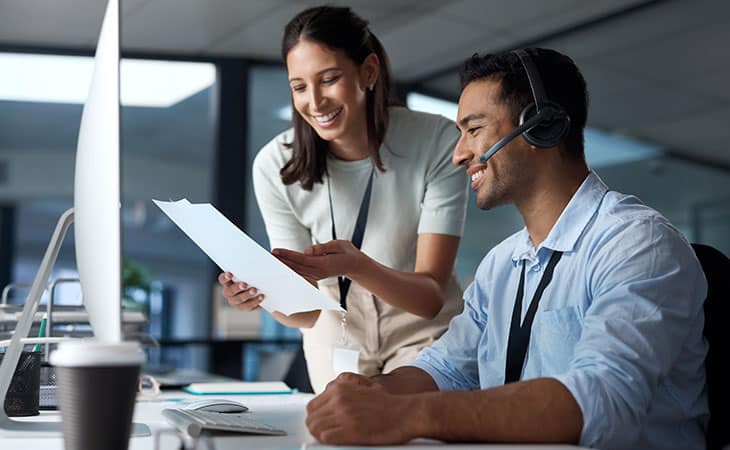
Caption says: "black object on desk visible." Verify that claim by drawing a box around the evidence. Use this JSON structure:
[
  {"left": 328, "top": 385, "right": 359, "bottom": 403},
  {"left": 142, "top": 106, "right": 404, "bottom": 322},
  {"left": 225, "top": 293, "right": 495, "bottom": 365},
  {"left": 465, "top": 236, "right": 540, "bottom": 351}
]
[
  {"left": 0, "top": 350, "right": 41, "bottom": 416},
  {"left": 151, "top": 368, "right": 239, "bottom": 390},
  {"left": 39, "top": 361, "right": 58, "bottom": 410}
]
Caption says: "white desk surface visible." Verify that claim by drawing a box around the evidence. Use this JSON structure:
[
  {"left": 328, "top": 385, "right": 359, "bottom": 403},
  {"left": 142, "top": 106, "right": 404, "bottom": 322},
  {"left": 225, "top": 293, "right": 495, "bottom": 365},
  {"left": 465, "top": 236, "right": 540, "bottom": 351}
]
[{"left": 2, "top": 391, "right": 590, "bottom": 450}]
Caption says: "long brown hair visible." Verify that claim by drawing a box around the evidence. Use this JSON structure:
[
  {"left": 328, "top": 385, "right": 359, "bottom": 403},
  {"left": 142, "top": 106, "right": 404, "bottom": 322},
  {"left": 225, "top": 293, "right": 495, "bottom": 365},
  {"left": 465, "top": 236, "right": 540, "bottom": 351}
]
[{"left": 280, "top": 6, "right": 394, "bottom": 190}]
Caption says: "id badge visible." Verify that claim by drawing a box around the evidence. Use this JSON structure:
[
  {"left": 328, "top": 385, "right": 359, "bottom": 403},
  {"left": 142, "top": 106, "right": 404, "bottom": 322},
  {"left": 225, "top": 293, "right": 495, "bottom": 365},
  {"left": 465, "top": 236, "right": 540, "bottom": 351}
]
[{"left": 332, "top": 345, "right": 360, "bottom": 376}]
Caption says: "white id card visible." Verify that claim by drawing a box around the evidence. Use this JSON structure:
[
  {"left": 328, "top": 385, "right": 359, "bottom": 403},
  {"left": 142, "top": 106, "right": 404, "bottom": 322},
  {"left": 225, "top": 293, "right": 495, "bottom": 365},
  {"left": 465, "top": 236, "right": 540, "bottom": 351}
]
[{"left": 332, "top": 345, "right": 360, "bottom": 376}]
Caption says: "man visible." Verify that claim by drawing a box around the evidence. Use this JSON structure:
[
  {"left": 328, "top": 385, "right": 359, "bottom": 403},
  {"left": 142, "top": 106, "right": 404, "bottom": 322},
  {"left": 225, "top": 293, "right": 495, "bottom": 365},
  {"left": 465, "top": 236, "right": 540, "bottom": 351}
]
[{"left": 305, "top": 48, "right": 708, "bottom": 450}]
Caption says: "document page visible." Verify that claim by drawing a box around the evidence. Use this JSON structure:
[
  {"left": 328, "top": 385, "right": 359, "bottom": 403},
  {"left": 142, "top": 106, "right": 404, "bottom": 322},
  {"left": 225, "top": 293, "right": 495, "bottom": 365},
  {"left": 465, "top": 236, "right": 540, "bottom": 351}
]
[
  {"left": 153, "top": 199, "right": 342, "bottom": 315},
  {"left": 183, "top": 381, "right": 295, "bottom": 395}
]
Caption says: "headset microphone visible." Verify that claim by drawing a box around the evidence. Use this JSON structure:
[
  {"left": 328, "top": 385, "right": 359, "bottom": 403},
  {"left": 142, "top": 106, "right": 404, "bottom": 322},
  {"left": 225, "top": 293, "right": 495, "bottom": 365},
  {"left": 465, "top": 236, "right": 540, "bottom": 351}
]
[
  {"left": 479, "top": 111, "right": 551, "bottom": 163},
  {"left": 478, "top": 49, "right": 570, "bottom": 164}
]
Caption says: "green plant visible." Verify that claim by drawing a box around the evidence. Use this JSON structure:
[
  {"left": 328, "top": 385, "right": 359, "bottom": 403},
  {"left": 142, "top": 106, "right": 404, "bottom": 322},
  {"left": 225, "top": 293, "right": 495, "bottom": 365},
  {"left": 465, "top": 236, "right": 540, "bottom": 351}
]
[{"left": 122, "top": 258, "right": 154, "bottom": 312}]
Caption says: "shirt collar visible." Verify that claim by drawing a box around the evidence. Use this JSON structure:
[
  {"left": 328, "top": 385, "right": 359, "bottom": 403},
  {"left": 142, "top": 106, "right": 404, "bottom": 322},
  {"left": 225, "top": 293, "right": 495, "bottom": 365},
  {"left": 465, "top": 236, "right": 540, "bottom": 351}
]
[{"left": 512, "top": 172, "right": 609, "bottom": 264}]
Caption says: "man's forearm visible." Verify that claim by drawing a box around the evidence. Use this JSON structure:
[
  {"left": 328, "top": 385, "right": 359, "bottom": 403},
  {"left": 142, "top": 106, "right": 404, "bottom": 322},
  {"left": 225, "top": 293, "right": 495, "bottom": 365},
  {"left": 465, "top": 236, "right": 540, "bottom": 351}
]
[{"left": 402, "top": 377, "right": 583, "bottom": 444}]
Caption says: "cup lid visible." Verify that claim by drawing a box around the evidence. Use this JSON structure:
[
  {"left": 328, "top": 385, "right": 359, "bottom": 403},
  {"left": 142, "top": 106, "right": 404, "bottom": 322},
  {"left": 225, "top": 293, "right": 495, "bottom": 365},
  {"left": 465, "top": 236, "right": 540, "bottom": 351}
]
[{"left": 50, "top": 340, "right": 145, "bottom": 367}]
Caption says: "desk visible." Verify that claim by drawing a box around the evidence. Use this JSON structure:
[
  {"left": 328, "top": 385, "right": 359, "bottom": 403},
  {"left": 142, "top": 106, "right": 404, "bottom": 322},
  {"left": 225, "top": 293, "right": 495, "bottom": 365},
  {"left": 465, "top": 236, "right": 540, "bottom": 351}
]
[{"left": 4, "top": 391, "right": 590, "bottom": 450}]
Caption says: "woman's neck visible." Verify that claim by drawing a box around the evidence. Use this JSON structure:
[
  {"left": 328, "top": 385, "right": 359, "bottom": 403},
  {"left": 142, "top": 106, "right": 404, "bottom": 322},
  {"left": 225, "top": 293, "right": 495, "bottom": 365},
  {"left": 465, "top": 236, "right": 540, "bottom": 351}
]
[{"left": 328, "top": 126, "right": 370, "bottom": 161}]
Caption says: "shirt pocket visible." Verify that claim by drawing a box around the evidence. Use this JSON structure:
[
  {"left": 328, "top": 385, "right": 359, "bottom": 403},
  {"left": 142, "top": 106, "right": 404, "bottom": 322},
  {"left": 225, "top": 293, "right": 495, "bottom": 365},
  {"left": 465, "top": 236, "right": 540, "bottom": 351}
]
[{"left": 527, "top": 306, "right": 583, "bottom": 376}]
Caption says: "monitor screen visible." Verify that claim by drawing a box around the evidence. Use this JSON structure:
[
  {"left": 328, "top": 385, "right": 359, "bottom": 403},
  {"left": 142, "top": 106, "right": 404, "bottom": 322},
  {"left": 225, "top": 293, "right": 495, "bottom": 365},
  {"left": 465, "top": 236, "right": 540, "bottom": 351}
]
[
  {"left": 0, "top": 0, "right": 129, "bottom": 433},
  {"left": 73, "top": 0, "right": 122, "bottom": 343}
]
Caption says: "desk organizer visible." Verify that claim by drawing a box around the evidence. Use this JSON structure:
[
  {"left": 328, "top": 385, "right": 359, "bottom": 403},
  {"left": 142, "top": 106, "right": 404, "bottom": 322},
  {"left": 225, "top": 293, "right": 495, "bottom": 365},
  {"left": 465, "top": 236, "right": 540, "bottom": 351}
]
[{"left": 0, "top": 350, "right": 41, "bottom": 416}]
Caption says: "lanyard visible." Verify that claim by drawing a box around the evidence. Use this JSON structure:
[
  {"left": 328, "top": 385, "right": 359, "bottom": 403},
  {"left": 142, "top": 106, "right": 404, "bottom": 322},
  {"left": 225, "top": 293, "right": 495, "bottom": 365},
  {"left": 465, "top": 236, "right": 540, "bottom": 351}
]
[
  {"left": 504, "top": 250, "right": 563, "bottom": 384},
  {"left": 326, "top": 168, "right": 374, "bottom": 310}
]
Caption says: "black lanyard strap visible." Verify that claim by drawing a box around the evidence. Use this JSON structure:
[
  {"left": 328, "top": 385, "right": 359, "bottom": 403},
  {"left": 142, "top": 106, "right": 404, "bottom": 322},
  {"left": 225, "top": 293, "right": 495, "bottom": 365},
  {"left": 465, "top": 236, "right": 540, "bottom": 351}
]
[
  {"left": 326, "top": 168, "right": 374, "bottom": 310},
  {"left": 504, "top": 250, "right": 563, "bottom": 383}
]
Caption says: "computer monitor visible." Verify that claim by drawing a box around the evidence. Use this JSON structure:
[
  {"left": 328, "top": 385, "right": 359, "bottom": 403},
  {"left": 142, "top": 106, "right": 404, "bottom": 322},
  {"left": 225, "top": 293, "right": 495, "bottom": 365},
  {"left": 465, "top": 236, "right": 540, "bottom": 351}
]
[
  {"left": 73, "top": 0, "right": 122, "bottom": 343},
  {"left": 0, "top": 0, "right": 149, "bottom": 435}
]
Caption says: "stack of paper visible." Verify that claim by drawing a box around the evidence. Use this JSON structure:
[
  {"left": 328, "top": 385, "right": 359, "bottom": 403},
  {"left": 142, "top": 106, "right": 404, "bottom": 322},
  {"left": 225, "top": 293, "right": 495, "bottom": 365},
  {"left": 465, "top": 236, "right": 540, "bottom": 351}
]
[
  {"left": 183, "top": 381, "right": 296, "bottom": 395},
  {"left": 153, "top": 199, "right": 342, "bottom": 316}
]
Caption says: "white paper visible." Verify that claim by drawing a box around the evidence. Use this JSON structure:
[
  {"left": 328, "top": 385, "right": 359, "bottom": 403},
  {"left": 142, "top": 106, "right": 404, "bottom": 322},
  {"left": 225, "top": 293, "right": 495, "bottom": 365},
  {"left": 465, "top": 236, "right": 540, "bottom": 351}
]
[
  {"left": 332, "top": 346, "right": 360, "bottom": 376},
  {"left": 153, "top": 199, "right": 343, "bottom": 316},
  {"left": 184, "top": 381, "right": 294, "bottom": 394}
]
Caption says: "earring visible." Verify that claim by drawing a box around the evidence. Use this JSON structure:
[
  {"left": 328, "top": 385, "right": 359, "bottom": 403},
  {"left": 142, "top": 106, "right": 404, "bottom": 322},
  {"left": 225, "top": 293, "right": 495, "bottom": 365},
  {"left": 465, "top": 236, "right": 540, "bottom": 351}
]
[{"left": 368, "top": 83, "right": 375, "bottom": 92}]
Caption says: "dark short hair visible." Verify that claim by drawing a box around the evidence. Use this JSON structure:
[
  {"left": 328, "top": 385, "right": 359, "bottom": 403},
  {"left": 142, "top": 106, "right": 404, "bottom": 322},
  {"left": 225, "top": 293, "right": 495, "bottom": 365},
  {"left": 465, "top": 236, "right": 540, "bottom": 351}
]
[
  {"left": 280, "top": 6, "right": 394, "bottom": 190},
  {"left": 459, "top": 48, "right": 589, "bottom": 159}
]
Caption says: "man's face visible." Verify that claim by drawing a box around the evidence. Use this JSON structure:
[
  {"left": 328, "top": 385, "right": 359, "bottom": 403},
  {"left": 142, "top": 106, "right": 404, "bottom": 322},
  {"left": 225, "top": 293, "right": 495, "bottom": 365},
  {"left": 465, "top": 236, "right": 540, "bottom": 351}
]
[{"left": 453, "top": 79, "right": 531, "bottom": 210}]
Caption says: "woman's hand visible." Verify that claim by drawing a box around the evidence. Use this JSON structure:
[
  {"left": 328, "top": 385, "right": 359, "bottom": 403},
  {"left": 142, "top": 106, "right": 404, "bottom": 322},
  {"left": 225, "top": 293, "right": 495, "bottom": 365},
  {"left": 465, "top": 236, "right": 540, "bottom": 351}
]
[
  {"left": 217, "top": 271, "right": 320, "bottom": 328},
  {"left": 272, "top": 240, "right": 367, "bottom": 281},
  {"left": 217, "top": 272, "right": 264, "bottom": 312}
]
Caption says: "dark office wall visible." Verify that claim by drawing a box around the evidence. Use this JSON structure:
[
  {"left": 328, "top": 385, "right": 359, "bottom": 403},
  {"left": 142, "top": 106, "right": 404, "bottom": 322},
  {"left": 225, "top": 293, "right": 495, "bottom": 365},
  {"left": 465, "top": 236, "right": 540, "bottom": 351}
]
[
  {"left": 0, "top": 205, "right": 15, "bottom": 292},
  {"left": 212, "top": 60, "right": 249, "bottom": 232}
]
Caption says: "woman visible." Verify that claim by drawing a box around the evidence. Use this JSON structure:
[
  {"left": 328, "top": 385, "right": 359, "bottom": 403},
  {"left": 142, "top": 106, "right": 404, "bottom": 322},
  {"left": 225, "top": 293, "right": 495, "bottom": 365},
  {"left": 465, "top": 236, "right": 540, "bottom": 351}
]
[{"left": 219, "top": 5, "right": 468, "bottom": 393}]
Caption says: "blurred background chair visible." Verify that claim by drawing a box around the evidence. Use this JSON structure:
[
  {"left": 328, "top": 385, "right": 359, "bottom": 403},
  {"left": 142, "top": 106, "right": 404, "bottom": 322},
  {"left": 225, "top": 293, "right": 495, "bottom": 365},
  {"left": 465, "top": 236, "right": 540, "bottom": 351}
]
[
  {"left": 283, "top": 346, "right": 314, "bottom": 394},
  {"left": 691, "top": 243, "right": 729, "bottom": 450}
]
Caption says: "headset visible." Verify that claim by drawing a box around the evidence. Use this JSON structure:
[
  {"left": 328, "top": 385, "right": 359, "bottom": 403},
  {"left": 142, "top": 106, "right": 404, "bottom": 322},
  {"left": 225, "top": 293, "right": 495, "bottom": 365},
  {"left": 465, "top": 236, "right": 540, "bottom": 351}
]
[{"left": 479, "top": 49, "right": 571, "bottom": 164}]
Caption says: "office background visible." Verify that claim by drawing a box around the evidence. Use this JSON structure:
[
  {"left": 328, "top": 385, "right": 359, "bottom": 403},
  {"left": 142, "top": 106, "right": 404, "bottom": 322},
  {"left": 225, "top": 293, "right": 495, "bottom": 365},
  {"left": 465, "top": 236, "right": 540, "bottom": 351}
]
[{"left": 0, "top": 0, "right": 728, "bottom": 380}]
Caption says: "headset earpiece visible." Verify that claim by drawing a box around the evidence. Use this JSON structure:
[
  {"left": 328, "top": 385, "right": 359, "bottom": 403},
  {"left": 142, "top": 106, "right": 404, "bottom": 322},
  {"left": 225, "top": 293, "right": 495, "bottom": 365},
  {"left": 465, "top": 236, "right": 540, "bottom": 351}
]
[
  {"left": 515, "top": 49, "right": 571, "bottom": 149},
  {"left": 478, "top": 49, "right": 572, "bottom": 164},
  {"left": 519, "top": 101, "right": 570, "bottom": 148}
]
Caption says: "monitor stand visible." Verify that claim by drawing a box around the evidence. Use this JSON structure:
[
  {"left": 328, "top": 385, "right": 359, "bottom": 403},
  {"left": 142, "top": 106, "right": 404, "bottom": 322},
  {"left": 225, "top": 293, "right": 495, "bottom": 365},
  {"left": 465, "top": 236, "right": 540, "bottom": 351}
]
[{"left": 0, "top": 208, "right": 150, "bottom": 437}]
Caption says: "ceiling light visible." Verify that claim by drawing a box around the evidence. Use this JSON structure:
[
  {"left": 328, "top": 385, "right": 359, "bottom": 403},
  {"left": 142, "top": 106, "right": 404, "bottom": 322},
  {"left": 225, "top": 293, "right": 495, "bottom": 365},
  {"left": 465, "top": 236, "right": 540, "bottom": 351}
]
[
  {"left": 0, "top": 53, "right": 215, "bottom": 108},
  {"left": 275, "top": 105, "right": 292, "bottom": 121},
  {"left": 584, "top": 128, "right": 663, "bottom": 167},
  {"left": 407, "top": 92, "right": 458, "bottom": 121}
]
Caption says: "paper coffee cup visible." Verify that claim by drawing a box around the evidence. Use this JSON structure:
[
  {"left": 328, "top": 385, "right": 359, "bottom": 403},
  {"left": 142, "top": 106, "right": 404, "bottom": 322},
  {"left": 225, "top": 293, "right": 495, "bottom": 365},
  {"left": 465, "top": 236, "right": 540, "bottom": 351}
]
[{"left": 50, "top": 341, "right": 144, "bottom": 450}]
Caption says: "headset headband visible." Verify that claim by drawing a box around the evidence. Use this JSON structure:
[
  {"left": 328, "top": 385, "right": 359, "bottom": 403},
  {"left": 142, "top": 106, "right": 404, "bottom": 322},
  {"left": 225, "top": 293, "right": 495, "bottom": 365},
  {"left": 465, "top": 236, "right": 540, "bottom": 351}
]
[
  {"left": 478, "top": 49, "right": 571, "bottom": 163},
  {"left": 514, "top": 49, "right": 547, "bottom": 112}
]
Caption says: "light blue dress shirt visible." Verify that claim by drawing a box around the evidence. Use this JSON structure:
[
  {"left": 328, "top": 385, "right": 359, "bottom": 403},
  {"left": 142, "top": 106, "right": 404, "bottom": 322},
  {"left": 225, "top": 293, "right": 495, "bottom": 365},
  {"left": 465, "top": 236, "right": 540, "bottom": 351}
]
[{"left": 411, "top": 172, "right": 708, "bottom": 450}]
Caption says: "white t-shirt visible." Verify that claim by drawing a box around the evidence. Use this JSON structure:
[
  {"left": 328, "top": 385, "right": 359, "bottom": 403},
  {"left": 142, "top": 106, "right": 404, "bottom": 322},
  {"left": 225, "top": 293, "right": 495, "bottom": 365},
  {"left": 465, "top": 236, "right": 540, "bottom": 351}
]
[
  {"left": 252, "top": 106, "right": 468, "bottom": 279},
  {"left": 253, "top": 106, "right": 469, "bottom": 391}
]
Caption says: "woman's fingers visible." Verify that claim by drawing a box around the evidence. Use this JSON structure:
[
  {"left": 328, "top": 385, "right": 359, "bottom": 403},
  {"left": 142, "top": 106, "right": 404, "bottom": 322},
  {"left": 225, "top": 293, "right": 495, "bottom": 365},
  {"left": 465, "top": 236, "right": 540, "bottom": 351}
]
[
  {"left": 232, "top": 293, "right": 264, "bottom": 311},
  {"left": 281, "top": 259, "right": 320, "bottom": 279},
  {"left": 229, "top": 288, "right": 264, "bottom": 311},
  {"left": 222, "top": 280, "right": 249, "bottom": 298},
  {"left": 218, "top": 275, "right": 264, "bottom": 311},
  {"left": 304, "top": 240, "right": 345, "bottom": 256},
  {"left": 272, "top": 248, "right": 311, "bottom": 265},
  {"left": 275, "top": 253, "right": 324, "bottom": 278},
  {"left": 218, "top": 271, "right": 233, "bottom": 285}
]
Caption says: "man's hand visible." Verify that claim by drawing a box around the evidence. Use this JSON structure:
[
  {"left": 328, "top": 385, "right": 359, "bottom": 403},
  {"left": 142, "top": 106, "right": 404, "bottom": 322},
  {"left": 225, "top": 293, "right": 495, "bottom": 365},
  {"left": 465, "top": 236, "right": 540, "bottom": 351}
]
[
  {"left": 323, "top": 372, "right": 376, "bottom": 389},
  {"left": 273, "top": 240, "right": 366, "bottom": 281},
  {"left": 305, "top": 373, "right": 417, "bottom": 445}
]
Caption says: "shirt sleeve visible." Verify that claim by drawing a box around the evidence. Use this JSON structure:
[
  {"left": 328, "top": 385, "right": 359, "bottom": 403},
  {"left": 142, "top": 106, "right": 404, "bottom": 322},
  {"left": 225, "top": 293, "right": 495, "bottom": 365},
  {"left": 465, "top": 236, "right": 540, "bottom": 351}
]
[
  {"left": 409, "top": 279, "right": 486, "bottom": 391},
  {"left": 417, "top": 117, "right": 469, "bottom": 237},
  {"left": 552, "top": 219, "right": 707, "bottom": 449},
  {"left": 251, "top": 139, "right": 312, "bottom": 252}
]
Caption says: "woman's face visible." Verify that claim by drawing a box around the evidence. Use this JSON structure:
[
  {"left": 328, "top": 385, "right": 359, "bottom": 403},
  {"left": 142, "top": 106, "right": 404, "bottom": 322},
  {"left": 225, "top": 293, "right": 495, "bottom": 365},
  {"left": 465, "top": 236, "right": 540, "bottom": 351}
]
[{"left": 286, "top": 39, "right": 376, "bottom": 146}]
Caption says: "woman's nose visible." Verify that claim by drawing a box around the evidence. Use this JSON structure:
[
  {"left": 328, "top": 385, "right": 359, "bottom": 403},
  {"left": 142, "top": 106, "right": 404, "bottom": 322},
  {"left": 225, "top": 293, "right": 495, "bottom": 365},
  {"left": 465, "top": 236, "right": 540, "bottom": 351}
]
[{"left": 309, "top": 86, "right": 324, "bottom": 109}]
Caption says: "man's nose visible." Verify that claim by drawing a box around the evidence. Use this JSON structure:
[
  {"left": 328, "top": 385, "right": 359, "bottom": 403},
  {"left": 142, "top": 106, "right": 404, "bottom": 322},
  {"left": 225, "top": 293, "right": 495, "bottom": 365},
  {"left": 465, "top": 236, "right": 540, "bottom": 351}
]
[{"left": 452, "top": 135, "right": 473, "bottom": 167}]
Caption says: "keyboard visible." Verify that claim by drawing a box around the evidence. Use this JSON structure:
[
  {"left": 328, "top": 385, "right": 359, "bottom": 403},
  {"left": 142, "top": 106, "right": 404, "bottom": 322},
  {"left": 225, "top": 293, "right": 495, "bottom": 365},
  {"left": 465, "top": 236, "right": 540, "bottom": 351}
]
[{"left": 162, "top": 408, "right": 287, "bottom": 438}]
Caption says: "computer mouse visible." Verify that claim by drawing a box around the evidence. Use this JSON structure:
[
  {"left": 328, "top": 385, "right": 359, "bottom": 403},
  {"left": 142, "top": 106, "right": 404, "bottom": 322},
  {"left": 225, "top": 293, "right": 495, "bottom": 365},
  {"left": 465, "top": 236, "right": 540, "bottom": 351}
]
[{"left": 183, "top": 399, "right": 249, "bottom": 413}]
